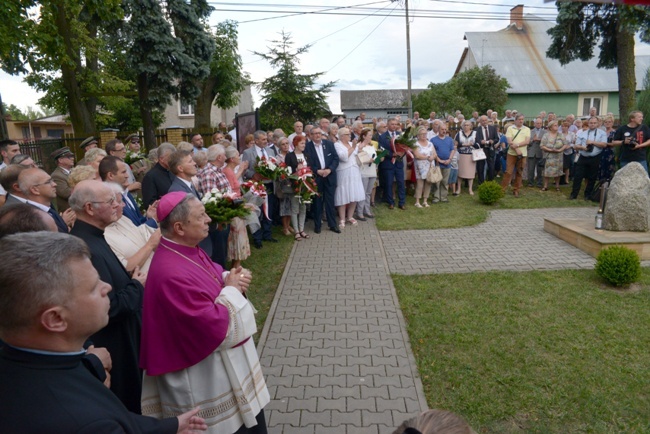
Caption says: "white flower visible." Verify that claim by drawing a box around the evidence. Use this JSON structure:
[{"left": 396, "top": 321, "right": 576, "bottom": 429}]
[
  {"left": 287, "top": 166, "right": 293, "bottom": 174},
  {"left": 215, "top": 192, "right": 223, "bottom": 200},
  {"left": 201, "top": 196, "right": 210, "bottom": 204},
  {"left": 268, "top": 162, "right": 277, "bottom": 171},
  {"left": 211, "top": 188, "right": 218, "bottom": 194}
]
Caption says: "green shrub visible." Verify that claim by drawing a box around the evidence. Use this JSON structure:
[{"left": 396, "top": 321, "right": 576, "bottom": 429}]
[
  {"left": 477, "top": 180, "right": 504, "bottom": 205},
  {"left": 595, "top": 246, "right": 641, "bottom": 286}
]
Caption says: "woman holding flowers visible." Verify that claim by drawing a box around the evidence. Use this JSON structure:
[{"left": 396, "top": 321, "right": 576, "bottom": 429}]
[
  {"left": 334, "top": 127, "right": 365, "bottom": 229},
  {"left": 413, "top": 126, "right": 437, "bottom": 207},
  {"left": 275, "top": 137, "right": 294, "bottom": 236},
  {"left": 356, "top": 128, "right": 378, "bottom": 219},
  {"left": 286, "top": 136, "right": 312, "bottom": 240},
  {"left": 223, "top": 147, "right": 251, "bottom": 268}
]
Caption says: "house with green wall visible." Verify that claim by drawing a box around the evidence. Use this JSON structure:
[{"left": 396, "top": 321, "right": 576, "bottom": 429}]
[{"left": 455, "top": 5, "right": 650, "bottom": 121}]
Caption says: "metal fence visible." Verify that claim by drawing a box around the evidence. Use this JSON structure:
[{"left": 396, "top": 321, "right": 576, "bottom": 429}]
[{"left": 19, "top": 138, "right": 63, "bottom": 173}]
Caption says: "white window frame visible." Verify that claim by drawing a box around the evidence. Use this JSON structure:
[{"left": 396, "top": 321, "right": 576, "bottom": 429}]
[
  {"left": 577, "top": 93, "right": 607, "bottom": 117},
  {"left": 179, "top": 100, "right": 194, "bottom": 117}
]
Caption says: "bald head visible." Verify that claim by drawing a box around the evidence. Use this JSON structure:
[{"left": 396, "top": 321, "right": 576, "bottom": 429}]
[
  {"left": 69, "top": 180, "right": 119, "bottom": 229},
  {"left": 0, "top": 164, "right": 27, "bottom": 196},
  {"left": 18, "top": 168, "right": 57, "bottom": 205}
]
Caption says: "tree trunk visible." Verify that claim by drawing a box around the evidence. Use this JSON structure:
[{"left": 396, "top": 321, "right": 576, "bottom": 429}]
[
  {"left": 616, "top": 24, "right": 636, "bottom": 120},
  {"left": 53, "top": 0, "right": 96, "bottom": 136},
  {"left": 193, "top": 78, "right": 217, "bottom": 132},
  {"left": 137, "top": 73, "right": 156, "bottom": 148}
]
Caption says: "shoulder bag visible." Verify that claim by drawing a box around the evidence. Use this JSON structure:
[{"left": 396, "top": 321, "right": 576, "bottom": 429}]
[{"left": 426, "top": 164, "right": 443, "bottom": 184}]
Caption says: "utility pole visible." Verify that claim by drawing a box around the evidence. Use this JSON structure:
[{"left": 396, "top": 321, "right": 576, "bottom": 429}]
[{"left": 405, "top": 0, "right": 413, "bottom": 119}]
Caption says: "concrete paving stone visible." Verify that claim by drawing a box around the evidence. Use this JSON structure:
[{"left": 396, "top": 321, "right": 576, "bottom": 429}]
[
  {"left": 388, "top": 385, "right": 418, "bottom": 400},
  {"left": 405, "top": 398, "right": 422, "bottom": 413},
  {"left": 311, "top": 347, "right": 335, "bottom": 357},
  {"left": 307, "top": 364, "right": 334, "bottom": 377},
  {"left": 345, "top": 338, "right": 371, "bottom": 348},
  {"left": 376, "top": 397, "right": 406, "bottom": 412},
  {"left": 360, "top": 365, "right": 387, "bottom": 377},
  {"left": 275, "top": 386, "right": 305, "bottom": 399},
  {"left": 321, "top": 355, "right": 348, "bottom": 366},
  {"left": 286, "top": 347, "right": 311, "bottom": 357},
  {"left": 399, "top": 375, "right": 416, "bottom": 388},
  {"left": 269, "top": 409, "right": 300, "bottom": 427},
  {"left": 347, "top": 396, "right": 376, "bottom": 412},
  {"left": 359, "top": 347, "right": 384, "bottom": 357},
  {"left": 332, "top": 385, "right": 361, "bottom": 399},
  {"left": 282, "top": 365, "right": 308, "bottom": 377},
  {"left": 334, "top": 364, "right": 360, "bottom": 376},
  {"left": 312, "top": 331, "right": 336, "bottom": 341},
  {"left": 352, "top": 425, "right": 380, "bottom": 434},
  {"left": 273, "top": 355, "right": 298, "bottom": 366},
  {"left": 360, "top": 385, "right": 389, "bottom": 399},
  {"left": 265, "top": 398, "right": 289, "bottom": 412},
  {"left": 320, "top": 374, "right": 348, "bottom": 387},
  {"left": 392, "top": 410, "right": 414, "bottom": 427},
  {"left": 361, "top": 410, "right": 393, "bottom": 427},
  {"left": 317, "top": 397, "right": 347, "bottom": 412},
  {"left": 283, "top": 425, "right": 315, "bottom": 434},
  {"left": 334, "top": 347, "right": 359, "bottom": 357},
  {"left": 347, "top": 374, "right": 374, "bottom": 388},
  {"left": 371, "top": 355, "right": 398, "bottom": 366},
  {"left": 346, "top": 355, "right": 372, "bottom": 366},
  {"left": 373, "top": 375, "right": 402, "bottom": 388},
  {"left": 267, "top": 424, "right": 284, "bottom": 434},
  {"left": 293, "top": 375, "right": 321, "bottom": 388},
  {"left": 331, "top": 410, "right": 362, "bottom": 427},
  {"left": 313, "top": 426, "right": 343, "bottom": 434},
  {"left": 266, "top": 374, "right": 293, "bottom": 388},
  {"left": 263, "top": 364, "right": 282, "bottom": 377},
  {"left": 386, "top": 365, "right": 414, "bottom": 377},
  {"left": 300, "top": 339, "right": 325, "bottom": 349},
  {"left": 301, "top": 409, "right": 331, "bottom": 426}
]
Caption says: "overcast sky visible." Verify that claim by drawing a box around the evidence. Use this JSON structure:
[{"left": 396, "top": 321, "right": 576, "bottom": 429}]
[{"left": 2, "top": 0, "right": 650, "bottom": 115}]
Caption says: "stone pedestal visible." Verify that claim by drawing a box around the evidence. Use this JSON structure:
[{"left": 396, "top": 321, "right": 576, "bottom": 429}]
[
  {"left": 166, "top": 127, "right": 184, "bottom": 146},
  {"left": 99, "top": 128, "right": 118, "bottom": 146}
]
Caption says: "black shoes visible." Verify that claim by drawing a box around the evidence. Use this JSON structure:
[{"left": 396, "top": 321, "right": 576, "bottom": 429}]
[
  {"left": 329, "top": 227, "right": 341, "bottom": 234},
  {"left": 254, "top": 241, "right": 263, "bottom": 249},
  {"left": 314, "top": 228, "right": 321, "bottom": 234}
]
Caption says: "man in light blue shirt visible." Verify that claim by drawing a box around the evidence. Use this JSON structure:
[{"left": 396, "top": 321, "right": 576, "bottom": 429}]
[{"left": 570, "top": 117, "right": 608, "bottom": 200}]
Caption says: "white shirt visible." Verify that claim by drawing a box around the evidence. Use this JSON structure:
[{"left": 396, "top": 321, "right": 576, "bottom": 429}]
[
  {"left": 255, "top": 145, "right": 269, "bottom": 160},
  {"left": 313, "top": 141, "right": 326, "bottom": 170}
]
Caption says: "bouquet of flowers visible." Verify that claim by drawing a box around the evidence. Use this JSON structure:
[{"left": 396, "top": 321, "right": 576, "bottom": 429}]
[
  {"left": 240, "top": 181, "right": 268, "bottom": 233},
  {"left": 293, "top": 166, "right": 319, "bottom": 204},
  {"left": 240, "top": 180, "right": 267, "bottom": 199},
  {"left": 201, "top": 188, "right": 250, "bottom": 225},
  {"left": 255, "top": 156, "right": 279, "bottom": 180},
  {"left": 124, "top": 151, "right": 146, "bottom": 165},
  {"left": 374, "top": 147, "right": 388, "bottom": 165},
  {"left": 394, "top": 125, "right": 418, "bottom": 151}
]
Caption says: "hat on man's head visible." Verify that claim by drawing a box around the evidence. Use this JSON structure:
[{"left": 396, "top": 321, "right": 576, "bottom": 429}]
[
  {"left": 51, "top": 147, "right": 74, "bottom": 160},
  {"left": 80, "top": 136, "right": 98, "bottom": 149},
  {"left": 157, "top": 191, "right": 192, "bottom": 222},
  {"left": 124, "top": 133, "right": 139, "bottom": 143}
]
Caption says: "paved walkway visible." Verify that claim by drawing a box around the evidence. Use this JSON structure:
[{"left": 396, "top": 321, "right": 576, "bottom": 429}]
[
  {"left": 381, "top": 207, "right": 599, "bottom": 275},
  {"left": 257, "top": 220, "right": 428, "bottom": 434}
]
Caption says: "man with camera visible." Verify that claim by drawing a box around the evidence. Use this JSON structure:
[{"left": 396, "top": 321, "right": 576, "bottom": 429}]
[
  {"left": 570, "top": 116, "right": 608, "bottom": 200},
  {"left": 613, "top": 110, "right": 650, "bottom": 173}
]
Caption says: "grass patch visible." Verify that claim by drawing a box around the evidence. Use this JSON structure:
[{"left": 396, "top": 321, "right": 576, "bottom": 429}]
[
  {"left": 243, "top": 227, "right": 294, "bottom": 336},
  {"left": 394, "top": 269, "right": 650, "bottom": 433},
  {"left": 375, "top": 184, "right": 595, "bottom": 231}
]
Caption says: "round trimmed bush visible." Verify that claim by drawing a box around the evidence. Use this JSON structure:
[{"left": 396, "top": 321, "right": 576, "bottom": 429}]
[
  {"left": 477, "top": 180, "right": 504, "bottom": 205},
  {"left": 595, "top": 246, "right": 641, "bottom": 286}
]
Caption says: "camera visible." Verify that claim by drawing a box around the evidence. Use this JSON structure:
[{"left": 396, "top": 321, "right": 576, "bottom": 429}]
[{"left": 585, "top": 144, "right": 594, "bottom": 152}]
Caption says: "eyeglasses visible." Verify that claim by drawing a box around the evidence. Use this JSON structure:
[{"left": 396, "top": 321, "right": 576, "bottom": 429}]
[
  {"left": 114, "top": 147, "right": 126, "bottom": 152},
  {"left": 33, "top": 178, "right": 55, "bottom": 187},
  {"left": 90, "top": 196, "right": 117, "bottom": 206}
]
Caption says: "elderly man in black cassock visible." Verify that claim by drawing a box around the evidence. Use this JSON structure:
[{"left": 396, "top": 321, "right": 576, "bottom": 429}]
[{"left": 69, "top": 179, "right": 147, "bottom": 414}]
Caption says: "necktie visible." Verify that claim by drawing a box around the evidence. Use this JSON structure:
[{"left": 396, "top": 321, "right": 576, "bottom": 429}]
[
  {"left": 48, "top": 207, "right": 68, "bottom": 233},
  {"left": 483, "top": 127, "right": 488, "bottom": 144},
  {"left": 190, "top": 183, "right": 201, "bottom": 199},
  {"left": 262, "top": 148, "right": 268, "bottom": 159}
]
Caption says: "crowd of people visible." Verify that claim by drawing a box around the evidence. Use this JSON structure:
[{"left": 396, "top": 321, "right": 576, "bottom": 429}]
[{"left": 0, "top": 105, "right": 648, "bottom": 432}]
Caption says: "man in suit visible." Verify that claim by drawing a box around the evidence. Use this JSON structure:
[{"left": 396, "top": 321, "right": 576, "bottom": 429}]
[
  {"left": 0, "top": 164, "right": 27, "bottom": 206},
  {"left": 50, "top": 147, "right": 75, "bottom": 211},
  {"left": 16, "top": 167, "right": 72, "bottom": 233},
  {"left": 167, "top": 149, "right": 214, "bottom": 258},
  {"left": 242, "top": 131, "right": 279, "bottom": 247},
  {"left": 474, "top": 115, "right": 500, "bottom": 184},
  {"left": 378, "top": 117, "right": 406, "bottom": 210},
  {"left": 304, "top": 127, "right": 340, "bottom": 234},
  {"left": 76, "top": 136, "right": 99, "bottom": 166},
  {"left": 99, "top": 156, "right": 157, "bottom": 228},
  {"left": 142, "top": 142, "right": 176, "bottom": 208}
]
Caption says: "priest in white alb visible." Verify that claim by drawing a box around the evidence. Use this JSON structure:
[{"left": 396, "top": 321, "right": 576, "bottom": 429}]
[{"left": 140, "top": 191, "right": 269, "bottom": 433}]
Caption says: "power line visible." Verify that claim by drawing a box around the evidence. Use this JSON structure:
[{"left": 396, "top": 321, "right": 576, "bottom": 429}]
[
  {"left": 426, "top": 0, "right": 557, "bottom": 10},
  {"left": 242, "top": 1, "right": 395, "bottom": 65},
  {"left": 326, "top": 3, "right": 399, "bottom": 73}
]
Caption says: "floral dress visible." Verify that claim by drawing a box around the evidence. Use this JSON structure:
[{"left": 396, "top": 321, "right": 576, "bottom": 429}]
[
  {"left": 541, "top": 132, "right": 565, "bottom": 178},
  {"left": 414, "top": 142, "right": 435, "bottom": 180}
]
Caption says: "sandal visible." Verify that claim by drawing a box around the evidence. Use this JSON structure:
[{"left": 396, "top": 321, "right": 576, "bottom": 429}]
[
  {"left": 339, "top": 220, "right": 345, "bottom": 229},
  {"left": 347, "top": 218, "right": 358, "bottom": 226},
  {"left": 555, "top": 187, "right": 561, "bottom": 192},
  {"left": 294, "top": 233, "right": 302, "bottom": 241},
  {"left": 283, "top": 228, "right": 291, "bottom": 236},
  {"left": 541, "top": 187, "right": 548, "bottom": 191},
  {"left": 299, "top": 231, "right": 310, "bottom": 239},
  {"left": 414, "top": 202, "right": 423, "bottom": 208}
]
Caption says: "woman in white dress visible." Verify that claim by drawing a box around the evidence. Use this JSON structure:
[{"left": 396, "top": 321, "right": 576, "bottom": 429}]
[
  {"left": 334, "top": 128, "right": 365, "bottom": 229},
  {"left": 454, "top": 120, "right": 478, "bottom": 195},
  {"left": 413, "top": 126, "right": 437, "bottom": 208}
]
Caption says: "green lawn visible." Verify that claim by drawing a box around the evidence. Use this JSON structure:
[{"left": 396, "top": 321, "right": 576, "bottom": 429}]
[
  {"left": 394, "top": 269, "right": 650, "bottom": 433},
  {"left": 375, "top": 184, "right": 596, "bottom": 231},
  {"left": 242, "top": 227, "right": 295, "bottom": 335}
]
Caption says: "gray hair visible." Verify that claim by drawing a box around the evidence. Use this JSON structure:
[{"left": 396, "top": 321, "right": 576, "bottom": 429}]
[
  {"left": 68, "top": 180, "right": 111, "bottom": 213},
  {"left": 85, "top": 148, "right": 107, "bottom": 163},
  {"left": 176, "top": 141, "right": 193, "bottom": 152},
  {"left": 148, "top": 147, "right": 158, "bottom": 161},
  {"left": 157, "top": 142, "right": 176, "bottom": 159},
  {"left": 253, "top": 130, "right": 266, "bottom": 140},
  {"left": 206, "top": 144, "right": 225, "bottom": 162},
  {"left": 159, "top": 194, "right": 196, "bottom": 237},
  {"left": 0, "top": 232, "right": 90, "bottom": 333},
  {"left": 376, "top": 121, "right": 387, "bottom": 128},
  {"left": 352, "top": 120, "right": 363, "bottom": 130}
]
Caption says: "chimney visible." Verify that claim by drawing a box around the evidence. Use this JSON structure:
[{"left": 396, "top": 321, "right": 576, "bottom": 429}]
[{"left": 510, "top": 5, "right": 524, "bottom": 30}]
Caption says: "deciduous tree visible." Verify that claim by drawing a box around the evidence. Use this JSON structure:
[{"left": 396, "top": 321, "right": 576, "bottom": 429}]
[{"left": 546, "top": 3, "right": 650, "bottom": 118}]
